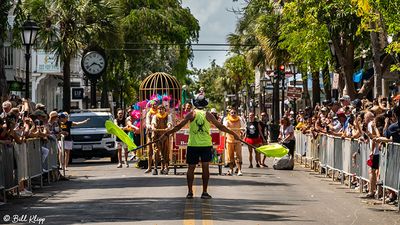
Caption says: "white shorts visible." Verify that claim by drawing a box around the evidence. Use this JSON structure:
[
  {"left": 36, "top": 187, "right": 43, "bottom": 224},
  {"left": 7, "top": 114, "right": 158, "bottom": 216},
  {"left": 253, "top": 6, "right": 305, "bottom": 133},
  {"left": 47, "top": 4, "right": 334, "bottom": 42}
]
[
  {"left": 116, "top": 141, "right": 127, "bottom": 149},
  {"left": 63, "top": 141, "right": 73, "bottom": 150}
]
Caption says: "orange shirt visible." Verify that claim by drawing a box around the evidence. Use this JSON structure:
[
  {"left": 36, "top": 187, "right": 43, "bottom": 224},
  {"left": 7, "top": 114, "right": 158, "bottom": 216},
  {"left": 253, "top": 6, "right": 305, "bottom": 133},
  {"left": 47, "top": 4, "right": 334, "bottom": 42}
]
[{"left": 226, "top": 119, "right": 241, "bottom": 143}]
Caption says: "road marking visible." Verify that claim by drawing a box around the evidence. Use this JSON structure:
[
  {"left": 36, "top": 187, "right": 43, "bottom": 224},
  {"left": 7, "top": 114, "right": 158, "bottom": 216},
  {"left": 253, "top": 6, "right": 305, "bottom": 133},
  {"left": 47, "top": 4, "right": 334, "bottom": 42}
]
[
  {"left": 201, "top": 199, "right": 213, "bottom": 225},
  {"left": 183, "top": 166, "right": 214, "bottom": 225},
  {"left": 183, "top": 185, "right": 196, "bottom": 225}
]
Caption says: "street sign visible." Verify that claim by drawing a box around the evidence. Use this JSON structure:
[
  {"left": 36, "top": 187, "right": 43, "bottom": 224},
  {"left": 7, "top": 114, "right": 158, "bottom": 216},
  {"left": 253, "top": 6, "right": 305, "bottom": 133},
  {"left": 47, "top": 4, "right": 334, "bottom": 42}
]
[
  {"left": 287, "top": 87, "right": 302, "bottom": 98},
  {"left": 72, "top": 88, "right": 84, "bottom": 99},
  {"left": 285, "top": 71, "right": 293, "bottom": 78}
]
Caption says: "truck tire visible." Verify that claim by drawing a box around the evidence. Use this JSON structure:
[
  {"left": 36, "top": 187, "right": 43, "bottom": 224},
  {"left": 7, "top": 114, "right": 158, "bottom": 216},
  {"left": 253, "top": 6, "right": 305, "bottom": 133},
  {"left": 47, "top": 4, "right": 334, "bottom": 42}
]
[{"left": 111, "top": 153, "right": 118, "bottom": 163}]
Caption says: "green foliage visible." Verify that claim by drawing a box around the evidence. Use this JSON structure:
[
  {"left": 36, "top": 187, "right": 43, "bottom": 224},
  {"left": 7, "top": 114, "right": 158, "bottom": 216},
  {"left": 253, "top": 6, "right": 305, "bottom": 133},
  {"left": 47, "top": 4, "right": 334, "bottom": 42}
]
[
  {"left": 188, "top": 60, "right": 227, "bottom": 112},
  {"left": 119, "top": 0, "right": 200, "bottom": 81},
  {"left": 280, "top": 0, "right": 331, "bottom": 71}
]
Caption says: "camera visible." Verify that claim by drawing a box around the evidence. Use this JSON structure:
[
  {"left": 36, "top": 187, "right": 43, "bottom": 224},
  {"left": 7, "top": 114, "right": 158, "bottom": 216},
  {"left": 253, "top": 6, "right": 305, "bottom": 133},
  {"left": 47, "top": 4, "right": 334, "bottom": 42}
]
[
  {"left": 34, "top": 119, "right": 43, "bottom": 126},
  {"left": 384, "top": 110, "right": 393, "bottom": 118}
]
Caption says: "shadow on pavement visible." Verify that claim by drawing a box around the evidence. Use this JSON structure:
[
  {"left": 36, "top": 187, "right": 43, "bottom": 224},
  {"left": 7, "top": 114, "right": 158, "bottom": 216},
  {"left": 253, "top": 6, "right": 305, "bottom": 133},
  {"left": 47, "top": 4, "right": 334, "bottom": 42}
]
[{"left": 1, "top": 196, "right": 314, "bottom": 224}]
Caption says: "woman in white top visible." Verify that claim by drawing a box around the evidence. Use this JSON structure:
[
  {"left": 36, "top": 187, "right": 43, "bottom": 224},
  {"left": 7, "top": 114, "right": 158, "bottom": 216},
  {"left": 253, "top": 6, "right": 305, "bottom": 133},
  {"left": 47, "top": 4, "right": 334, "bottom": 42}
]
[{"left": 278, "top": 117, "right": 295, "bottom": 157}]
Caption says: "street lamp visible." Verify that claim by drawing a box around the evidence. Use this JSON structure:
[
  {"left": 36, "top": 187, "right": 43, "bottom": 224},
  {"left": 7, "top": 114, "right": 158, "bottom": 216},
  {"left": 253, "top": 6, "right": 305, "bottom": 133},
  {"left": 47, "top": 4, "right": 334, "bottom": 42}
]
[
  {"left": 250, "top": 83, "right": 255, "bottom": 114},
  {"left": 260, "top": 76, "right": 268, "bottom": 113},
  {"left": 21, "top": 18, "right": 39, "bottom": 99},
  {"left": 328, "top": 40, "right": 339, "bottom": 100},
  {"left": 241, "top": 88, "right": 247, "bottom": 116},
  {"left": 288, "top": 63, "right": 298, "bottom": 117}
]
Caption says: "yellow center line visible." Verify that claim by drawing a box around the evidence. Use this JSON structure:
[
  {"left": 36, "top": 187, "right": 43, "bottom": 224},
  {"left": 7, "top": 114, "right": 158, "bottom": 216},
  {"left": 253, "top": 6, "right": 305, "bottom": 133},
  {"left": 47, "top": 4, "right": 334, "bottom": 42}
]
[
  {"left": 183, "top": 166, "right": 214, "bottom": 225},
  {"left": 202, "top": 199, "right": 213, "bottom": 225},
  {"left": 183, "top": 185, "right": 196, "bottom": 225}
]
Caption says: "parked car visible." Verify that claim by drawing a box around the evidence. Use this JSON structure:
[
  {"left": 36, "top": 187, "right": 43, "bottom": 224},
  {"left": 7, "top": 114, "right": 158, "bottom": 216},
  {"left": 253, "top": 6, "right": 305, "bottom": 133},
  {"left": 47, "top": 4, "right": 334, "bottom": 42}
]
[{"left": 69, "top": 109, "right": 117, "bottom": 162}]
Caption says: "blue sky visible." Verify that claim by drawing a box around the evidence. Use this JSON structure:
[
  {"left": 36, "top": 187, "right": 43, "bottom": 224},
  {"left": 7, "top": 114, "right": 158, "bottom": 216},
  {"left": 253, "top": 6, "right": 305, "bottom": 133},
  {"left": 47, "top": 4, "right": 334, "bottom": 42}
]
[{"left": 182, "top": 0, "right": 245, "bottom": 70}]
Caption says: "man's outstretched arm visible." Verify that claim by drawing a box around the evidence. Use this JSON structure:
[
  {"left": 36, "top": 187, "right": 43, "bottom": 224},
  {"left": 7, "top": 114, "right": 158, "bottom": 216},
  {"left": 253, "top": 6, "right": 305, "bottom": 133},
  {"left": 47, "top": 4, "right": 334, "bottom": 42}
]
[
  {"left": 161, "top": 112, "right": 194, "bottom": 138},
  {"left": 205, "top": 112, "right": 241, "bottom": 140}
]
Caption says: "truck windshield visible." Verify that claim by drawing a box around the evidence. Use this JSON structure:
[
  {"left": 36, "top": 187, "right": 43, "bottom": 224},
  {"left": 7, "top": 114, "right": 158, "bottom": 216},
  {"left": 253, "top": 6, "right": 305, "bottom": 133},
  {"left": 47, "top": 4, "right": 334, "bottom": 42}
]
[{"left": 70, "top": 116, "right": 110, "bottom": 129}]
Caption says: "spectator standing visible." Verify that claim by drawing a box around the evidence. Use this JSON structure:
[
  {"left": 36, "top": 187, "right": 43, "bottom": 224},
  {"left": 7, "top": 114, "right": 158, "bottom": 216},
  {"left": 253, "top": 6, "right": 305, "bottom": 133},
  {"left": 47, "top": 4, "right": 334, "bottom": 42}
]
[
  {"left": 259, "top": 112, "right": 269, "bottom": 167},
  {"left": 144, "top": 101, "right": 158, "bottom": 173},
  {"left": 59, "top": 112, "right": 89, "bottom": 170},
  {"left": 114, "top": 109, "right": 130, "bottom": 168},
  {"left": 278, "top": 117, "right": 295, "bottom": 158},
  {"left": 244, "top": 112, "right": 265, "bottom": 168},
  {"left": 151, "top": 105, "right": 173, "bottom": 175},
  {"left": 1, "top": 101, "right": 12, "bottom": 118},
  {"left": 223, "top": 108, "right": 245, "bottom": 176}
]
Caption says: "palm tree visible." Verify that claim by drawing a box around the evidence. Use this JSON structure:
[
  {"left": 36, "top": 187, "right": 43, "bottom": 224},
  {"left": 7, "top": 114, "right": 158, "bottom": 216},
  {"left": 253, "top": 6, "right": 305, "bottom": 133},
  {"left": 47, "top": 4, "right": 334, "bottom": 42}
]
[
  {"left": 0, "top": 1, "right": 14, "bottom": 99},
  {"left": 228, "top": 0, "right": 289, "bottom": 122},
  {"left": 23, "top": 0, "right": 121, "bottom": 112}
]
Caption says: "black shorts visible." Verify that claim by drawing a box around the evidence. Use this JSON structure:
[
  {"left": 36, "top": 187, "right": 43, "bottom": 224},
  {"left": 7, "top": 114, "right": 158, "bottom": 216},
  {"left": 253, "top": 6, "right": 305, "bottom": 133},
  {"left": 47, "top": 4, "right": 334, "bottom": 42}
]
[
  {"left": 372, "top": 154, "right": 380, "bottom": 170},
  {"left": 186, "top": 146, "right": 212, "bottom": 165}
]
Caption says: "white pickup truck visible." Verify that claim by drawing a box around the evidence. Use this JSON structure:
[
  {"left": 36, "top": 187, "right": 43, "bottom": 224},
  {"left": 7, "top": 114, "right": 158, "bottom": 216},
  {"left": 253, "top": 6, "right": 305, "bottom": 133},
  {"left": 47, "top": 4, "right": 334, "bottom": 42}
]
[{"left": 69, "top": 109, "right": 117, "bottom": 162}]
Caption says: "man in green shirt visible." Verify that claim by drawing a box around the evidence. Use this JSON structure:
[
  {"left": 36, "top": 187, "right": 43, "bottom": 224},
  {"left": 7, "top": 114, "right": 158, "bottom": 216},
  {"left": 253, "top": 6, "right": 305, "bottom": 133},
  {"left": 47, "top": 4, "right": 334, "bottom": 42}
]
[{"left": 160, "top": 96, "right": 241, "bottom": 199}]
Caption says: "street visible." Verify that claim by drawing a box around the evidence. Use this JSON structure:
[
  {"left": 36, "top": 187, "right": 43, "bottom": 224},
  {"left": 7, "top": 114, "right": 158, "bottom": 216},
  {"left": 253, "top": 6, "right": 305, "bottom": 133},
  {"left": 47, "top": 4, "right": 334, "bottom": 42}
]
[{"left": 1, "top": 146, "right": 400, "bottom": 225}]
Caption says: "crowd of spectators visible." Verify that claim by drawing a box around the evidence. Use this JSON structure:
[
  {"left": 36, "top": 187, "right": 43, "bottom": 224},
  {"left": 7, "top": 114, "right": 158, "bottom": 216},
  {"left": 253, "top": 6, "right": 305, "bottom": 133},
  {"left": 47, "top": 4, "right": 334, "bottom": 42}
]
[
  {"left": 287, "top": 94, "right": 400, "bottom": 204},
  {"left": 0, "top": 95, "right": 67, "bottom": 197}
]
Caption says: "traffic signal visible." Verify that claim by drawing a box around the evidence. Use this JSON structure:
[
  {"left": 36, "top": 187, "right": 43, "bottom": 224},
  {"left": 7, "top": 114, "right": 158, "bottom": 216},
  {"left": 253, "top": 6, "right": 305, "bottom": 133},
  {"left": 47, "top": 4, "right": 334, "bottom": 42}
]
[{"left": 277, "top": 65, "right": 285, "bottom": 77}]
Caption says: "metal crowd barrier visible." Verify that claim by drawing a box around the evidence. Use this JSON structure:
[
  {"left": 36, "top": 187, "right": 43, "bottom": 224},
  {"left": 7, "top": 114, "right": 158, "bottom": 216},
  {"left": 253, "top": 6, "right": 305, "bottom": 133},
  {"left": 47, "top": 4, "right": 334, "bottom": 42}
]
[
  {"left": 2, "top": 143, "right": 18, "bottom": 192},
  {"left": 318, "top": 134, "right": 327, "bottom": 168},
  {"left": 14, "top": 143, "right": 28, "bottom": 183},
  {"left": 383, "top": 143, "right": 400, "bottom": 193},
  {"left": 0, "top": 145, "right": 5, "bottom": 199},
  {"left": 358, "top": 142, "right": 370, "bottom": 182},
  {"left": 294, "top": 131, "right": 306, "bottom": 162},
  {"left": 42, "top": 137, "right": 59, "bottom": 171},
  {"left": 26, "top": 139, "right": 43, "bottom": 188},
  {"left": 0, "top": 138, "right": 60, "bottom": 203},
  {"left": 295, "top": 130, "right": 400, "bottom": 209}
]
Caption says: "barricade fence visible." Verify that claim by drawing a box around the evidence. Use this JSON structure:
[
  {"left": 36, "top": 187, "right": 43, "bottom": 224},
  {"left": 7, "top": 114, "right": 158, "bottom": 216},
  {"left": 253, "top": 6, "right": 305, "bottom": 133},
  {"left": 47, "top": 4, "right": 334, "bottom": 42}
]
[
  {"left": 0, "top": 138, "right": 60, "bottom": 203},
  {"left": 295, "top": 130, "right": 400, "bottom": 208}
]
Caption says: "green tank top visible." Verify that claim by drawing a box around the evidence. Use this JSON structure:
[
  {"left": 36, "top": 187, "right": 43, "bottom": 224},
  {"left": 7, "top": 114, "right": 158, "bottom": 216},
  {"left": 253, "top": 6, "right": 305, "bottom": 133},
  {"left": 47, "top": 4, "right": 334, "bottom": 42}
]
[{"left": 188, "top": 110, "right": 212, "bottom": 147}]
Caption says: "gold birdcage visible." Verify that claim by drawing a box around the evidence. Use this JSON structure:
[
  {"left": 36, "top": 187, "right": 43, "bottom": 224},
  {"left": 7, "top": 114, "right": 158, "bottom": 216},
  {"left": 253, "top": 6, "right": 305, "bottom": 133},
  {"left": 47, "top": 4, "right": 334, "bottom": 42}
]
[
  {"left": 137, "top": 72, "right": 182, "bottom": 162},
  {"left": 139, "top": 72, "right": 182, "bottom": 102}
]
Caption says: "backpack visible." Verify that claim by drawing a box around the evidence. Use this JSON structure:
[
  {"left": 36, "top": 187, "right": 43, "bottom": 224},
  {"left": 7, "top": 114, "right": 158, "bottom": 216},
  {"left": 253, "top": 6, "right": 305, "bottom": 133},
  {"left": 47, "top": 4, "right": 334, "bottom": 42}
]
[{"left": 273, "top": 154, "right": 294, "bottom": 170}]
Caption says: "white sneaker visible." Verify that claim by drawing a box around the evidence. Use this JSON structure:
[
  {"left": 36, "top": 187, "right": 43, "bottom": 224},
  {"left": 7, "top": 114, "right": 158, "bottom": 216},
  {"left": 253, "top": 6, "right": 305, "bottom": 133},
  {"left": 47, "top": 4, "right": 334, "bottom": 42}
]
[
  {"left": 237, "top": 171, "right": 243, "bottom": 176},
  {"left": 20, "top": 189, "right": 33, "bottom": 197},
  {"left": 117, "top": 163, "right": 122, "bottom": 168},
  {"left": 126, "top": 163, "right": 129, "bottom": 168}
]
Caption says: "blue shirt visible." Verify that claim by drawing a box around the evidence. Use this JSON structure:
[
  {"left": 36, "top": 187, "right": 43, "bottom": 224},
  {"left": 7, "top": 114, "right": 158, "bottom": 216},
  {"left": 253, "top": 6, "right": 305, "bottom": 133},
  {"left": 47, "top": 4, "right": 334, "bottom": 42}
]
[{"left": 384, "top": 122, "right": 400, "bottom": 143}]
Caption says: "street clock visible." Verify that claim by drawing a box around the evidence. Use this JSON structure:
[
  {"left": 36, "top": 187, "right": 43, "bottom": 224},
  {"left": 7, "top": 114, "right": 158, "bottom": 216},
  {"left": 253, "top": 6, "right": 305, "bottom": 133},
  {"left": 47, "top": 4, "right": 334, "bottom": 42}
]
[{"left": 81, "top": 51, "right": 106, "bottom": 78}]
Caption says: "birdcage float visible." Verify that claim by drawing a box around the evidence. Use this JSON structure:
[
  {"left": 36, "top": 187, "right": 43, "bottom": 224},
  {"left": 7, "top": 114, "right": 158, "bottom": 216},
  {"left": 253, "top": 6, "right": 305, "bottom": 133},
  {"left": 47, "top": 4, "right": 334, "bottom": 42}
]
[{"left": 136, "top": 72, "right": 182, "bottom": 172}]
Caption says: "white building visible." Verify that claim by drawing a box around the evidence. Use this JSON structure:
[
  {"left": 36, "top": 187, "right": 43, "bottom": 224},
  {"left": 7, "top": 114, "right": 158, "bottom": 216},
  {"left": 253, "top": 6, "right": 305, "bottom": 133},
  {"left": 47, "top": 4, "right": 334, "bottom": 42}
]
[{"left": 4, "top": 13, "right": 86, "bottom": 111}]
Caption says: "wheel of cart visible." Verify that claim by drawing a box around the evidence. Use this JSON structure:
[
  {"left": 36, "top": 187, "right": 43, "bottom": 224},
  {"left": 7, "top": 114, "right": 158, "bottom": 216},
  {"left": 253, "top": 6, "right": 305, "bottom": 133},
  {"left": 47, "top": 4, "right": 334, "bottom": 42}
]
[
  {"left": 173, "top": 129, "right": 189, "bottom": 175},
  {"left": 209, "top": 128, "right": 223, "bottom": 175}
]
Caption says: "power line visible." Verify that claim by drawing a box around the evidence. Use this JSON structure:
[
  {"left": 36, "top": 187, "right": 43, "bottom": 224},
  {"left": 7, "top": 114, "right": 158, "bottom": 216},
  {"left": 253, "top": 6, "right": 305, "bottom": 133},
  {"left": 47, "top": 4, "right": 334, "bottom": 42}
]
[
  {"left": 107, "top": 48, "right": 230, "bottom": 52},
  {"left": 124, "top": 42, "right": 259, "bottom": 47}
]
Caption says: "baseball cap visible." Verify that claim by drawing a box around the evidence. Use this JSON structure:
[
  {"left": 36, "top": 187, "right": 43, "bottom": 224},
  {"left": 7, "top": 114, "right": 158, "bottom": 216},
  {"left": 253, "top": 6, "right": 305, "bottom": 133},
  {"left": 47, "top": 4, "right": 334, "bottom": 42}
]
[
  {"left": 351, "top": 98, "right": 362, "bottom": 108},
  {"left": 59, "top": 112, "right": 68, "bottom": 118},
  {"left": 35, "top": 103, "right": 46, "bottom": 109},
  {"left": 340, "top": 95, "right": 350, "bottom": 101},
  {"left": 32, "top": 109, "right": 47, "bottom": 117},
  {"left": 336, "top": 110, "right": 346, "bottom": 117},
  {"left": 210, "top": 108, "right": 217, "bottom": 114},
  {"left": 393, "top": 95, "right": 400, "bottom": 101}
]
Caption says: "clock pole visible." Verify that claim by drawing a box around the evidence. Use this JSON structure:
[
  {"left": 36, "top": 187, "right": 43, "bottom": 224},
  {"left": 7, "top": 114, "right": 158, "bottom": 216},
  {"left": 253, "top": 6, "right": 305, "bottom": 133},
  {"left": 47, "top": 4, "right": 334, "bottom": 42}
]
[{"left": 90, "top": 78, "right": 97, "bottom": 108}]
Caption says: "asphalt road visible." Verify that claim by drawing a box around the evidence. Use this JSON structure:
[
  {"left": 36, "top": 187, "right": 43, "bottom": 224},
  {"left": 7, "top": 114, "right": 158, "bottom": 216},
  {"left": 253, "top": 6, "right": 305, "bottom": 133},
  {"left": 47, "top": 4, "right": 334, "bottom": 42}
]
[{"left": 1, "top": 146, "right": 400, "bottom": 225}]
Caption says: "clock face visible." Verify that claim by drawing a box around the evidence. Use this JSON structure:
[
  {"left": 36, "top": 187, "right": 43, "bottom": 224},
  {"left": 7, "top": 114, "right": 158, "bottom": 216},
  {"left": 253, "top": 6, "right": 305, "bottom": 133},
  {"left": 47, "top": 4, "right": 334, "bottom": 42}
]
[{"left": 82, "top": 51, "right": 106, "bottom": 75}]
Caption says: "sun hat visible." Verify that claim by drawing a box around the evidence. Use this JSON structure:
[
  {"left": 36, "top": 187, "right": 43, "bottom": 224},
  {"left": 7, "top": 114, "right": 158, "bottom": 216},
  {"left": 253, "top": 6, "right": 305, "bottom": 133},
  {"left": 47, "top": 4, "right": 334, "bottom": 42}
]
[{"left": 49, "top": 111, "right": 58, "bottom": 119}]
